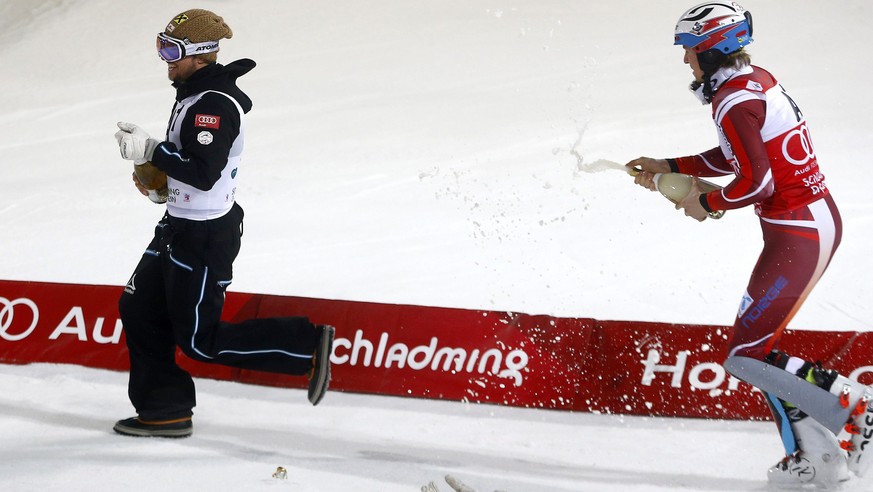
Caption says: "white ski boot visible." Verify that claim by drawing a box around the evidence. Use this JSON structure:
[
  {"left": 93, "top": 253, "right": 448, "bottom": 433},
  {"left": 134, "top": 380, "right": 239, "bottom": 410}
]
[
  {"left": 767, "top": 417, "right": 848, "bottom": 488},
  {"left": 842, "top": 386, "right": 873, "bottom": 477}
]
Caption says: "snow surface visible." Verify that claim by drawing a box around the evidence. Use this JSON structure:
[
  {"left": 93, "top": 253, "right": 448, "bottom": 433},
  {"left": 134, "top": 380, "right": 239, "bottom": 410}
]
[{"left": 1, "top": 0, "right": 871, "bottom": 490}]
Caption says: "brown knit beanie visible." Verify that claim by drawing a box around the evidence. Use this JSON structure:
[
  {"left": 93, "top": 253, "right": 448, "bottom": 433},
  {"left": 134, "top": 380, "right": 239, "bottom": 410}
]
[{"left": 164, "top": 9, "right": 233, "bottom": 43}]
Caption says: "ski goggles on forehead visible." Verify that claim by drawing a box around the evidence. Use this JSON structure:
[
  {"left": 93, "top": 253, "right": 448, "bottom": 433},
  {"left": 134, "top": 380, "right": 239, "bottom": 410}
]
[{"left": 156, "top": 33, "right": 220, "bottom": 62}]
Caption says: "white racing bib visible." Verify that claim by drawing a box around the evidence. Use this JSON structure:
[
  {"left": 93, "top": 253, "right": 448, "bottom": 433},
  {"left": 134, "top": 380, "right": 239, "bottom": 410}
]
[{"left": 165, "top": 90, "right": 245, "bottom": 221}]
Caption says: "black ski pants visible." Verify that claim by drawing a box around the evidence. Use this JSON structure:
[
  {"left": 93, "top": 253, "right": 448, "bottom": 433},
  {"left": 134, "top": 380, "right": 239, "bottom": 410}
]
[{"left": 118, "top": 203, "right": 317, "bottom": 420}]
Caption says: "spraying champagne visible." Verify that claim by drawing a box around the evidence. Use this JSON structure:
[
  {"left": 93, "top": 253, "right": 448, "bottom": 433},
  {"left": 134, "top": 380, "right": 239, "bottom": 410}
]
[{"left": 576, "top": 159, "right": 725, "bottom": 219}]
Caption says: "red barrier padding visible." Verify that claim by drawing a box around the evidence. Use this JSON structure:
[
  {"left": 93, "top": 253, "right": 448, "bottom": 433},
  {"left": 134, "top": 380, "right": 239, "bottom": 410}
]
[
  {"left": 0, "top": 280, "right": 130, "bottom": 370},
  {"left": 582, "top": 320, "right": 763, "bottom": 418},
  {"left": 2, "top": 279, "right": 871, "bottom": 421},
  {"left": 244, "top": 294, "right": 595, "bottom": 408}
]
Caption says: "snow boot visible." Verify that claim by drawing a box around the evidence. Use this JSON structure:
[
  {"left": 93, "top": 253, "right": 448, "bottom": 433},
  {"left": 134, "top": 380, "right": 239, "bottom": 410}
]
[
  {"left": 113, "top": 416, "right": 193, "bottom": 438},
  {"left": 308, "top": 324, "right": 335, "bottom": 406}
]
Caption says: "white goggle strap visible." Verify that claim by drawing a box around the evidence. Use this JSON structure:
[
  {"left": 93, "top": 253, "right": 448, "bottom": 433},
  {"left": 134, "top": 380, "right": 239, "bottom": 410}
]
[{"left": 181, "top": 39, "right": 221, "bottom": 57}]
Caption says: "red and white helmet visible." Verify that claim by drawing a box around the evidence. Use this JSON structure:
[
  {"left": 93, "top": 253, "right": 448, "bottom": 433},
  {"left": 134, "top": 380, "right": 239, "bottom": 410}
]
[{"left": 674, "top": 2, "right": 753, "bottom": 54}]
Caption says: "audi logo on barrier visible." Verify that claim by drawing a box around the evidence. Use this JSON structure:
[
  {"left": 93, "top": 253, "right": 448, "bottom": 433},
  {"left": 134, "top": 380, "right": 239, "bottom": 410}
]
[{"left": 0, "top": 296, "right": 39, "bottom": 341}]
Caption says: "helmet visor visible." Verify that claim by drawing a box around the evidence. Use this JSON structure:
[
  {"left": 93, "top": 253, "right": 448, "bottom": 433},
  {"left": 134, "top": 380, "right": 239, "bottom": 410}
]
[
  {"left": 674, "top": 21, "right": 751, "bottom": 54},
  {"left": 674, "top": 31, "right": 705, "bottom": 50}
]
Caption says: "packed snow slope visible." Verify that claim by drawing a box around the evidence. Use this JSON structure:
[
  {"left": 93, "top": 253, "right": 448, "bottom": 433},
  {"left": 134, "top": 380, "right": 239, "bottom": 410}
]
[
  {"left": 1, "top": 2, "right": 872, "bottom": 491},
  {"left": 1, "top": 0, "right": 870, "bottom": 333},
  {"left": 0, "top": 362, "right": 842, "bottom": 492}
]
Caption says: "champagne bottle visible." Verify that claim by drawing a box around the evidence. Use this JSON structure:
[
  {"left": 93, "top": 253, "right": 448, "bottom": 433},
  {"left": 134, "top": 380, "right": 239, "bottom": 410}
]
[
  {"left": 630, "top": 169, "right": 725, "bottom": 219},
  {"left": 134, "top": 161, "right": 169, "bottom": 204}
]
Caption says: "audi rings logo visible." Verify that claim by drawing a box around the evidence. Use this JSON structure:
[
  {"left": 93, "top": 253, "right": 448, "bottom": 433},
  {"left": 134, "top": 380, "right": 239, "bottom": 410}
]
[
  {"left": 782, "top": 124, "right": 816, "bottom": 166},
  {"left": 0, "top": 297, "right": 39, "bottom": 341},
  {"left": 194, "top": 114, "right": 220, "bottom": 129}
]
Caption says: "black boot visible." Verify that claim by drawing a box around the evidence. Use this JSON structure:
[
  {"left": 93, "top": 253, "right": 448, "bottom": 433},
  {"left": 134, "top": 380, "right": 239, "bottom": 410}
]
[
  {"left": 308, "top": 325, "right": 335, "bottom": 406},
  {"left": 113, "top": 416, "right": 193, "bottom": 438}
]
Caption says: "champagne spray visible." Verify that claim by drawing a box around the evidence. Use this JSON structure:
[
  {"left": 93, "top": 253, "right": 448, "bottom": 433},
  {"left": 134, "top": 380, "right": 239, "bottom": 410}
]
[{"left": 578, "top": 159, "right": 725, "bottom": 219}]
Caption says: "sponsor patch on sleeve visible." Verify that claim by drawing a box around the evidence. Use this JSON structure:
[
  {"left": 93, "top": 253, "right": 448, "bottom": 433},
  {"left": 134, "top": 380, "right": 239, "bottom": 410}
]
[
  {"left": 194, "top": 114, "right": 221, "bottom": 129},
  {"left": 197, "top": 131, "right": 214, "bottom": 145}
]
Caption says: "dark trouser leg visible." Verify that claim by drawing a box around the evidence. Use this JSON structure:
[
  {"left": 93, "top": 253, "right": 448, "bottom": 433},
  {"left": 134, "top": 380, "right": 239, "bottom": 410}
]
[
  {"left": 165, "top": 206, "right": 318, "bottom": 376},
  {"left": 119, "top": 223, "right": 195, "bottom": 420}
]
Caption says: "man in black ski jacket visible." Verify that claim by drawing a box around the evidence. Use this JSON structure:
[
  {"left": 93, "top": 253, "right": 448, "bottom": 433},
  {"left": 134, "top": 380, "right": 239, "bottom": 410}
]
[{"left": 113, "top": 8, "right": 334, "bottom": 438}]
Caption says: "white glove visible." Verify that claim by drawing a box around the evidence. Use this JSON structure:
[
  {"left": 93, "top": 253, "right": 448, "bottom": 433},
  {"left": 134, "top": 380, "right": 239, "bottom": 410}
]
[{"left": 115, "top": 122, "right": 161, "bottom": 161}]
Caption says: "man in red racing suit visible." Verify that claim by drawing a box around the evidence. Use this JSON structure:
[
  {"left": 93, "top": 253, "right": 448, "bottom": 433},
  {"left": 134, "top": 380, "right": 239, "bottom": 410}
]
[{"left": 627, "top": 2, "right": 870, "bottom": 487}]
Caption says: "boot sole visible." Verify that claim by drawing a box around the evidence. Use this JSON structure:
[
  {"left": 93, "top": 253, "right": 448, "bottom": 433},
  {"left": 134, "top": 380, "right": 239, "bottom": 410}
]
[
  {"left": 113, "top": 422, "right": 193, "bottom": 438},
  {"left": 308, "top": 325, "right": 335, "bottom": 406}
]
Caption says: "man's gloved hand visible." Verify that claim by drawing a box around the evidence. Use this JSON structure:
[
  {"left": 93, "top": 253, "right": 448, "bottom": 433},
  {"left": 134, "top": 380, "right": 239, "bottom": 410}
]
[{"left": 115, "top": 122, "right": 161, "bottom": 161}]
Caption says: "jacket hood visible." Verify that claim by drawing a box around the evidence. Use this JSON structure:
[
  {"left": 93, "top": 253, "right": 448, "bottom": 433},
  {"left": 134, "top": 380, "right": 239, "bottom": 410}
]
[{"left": 173, "top": 58, "right": 256, "bottom": 113}]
